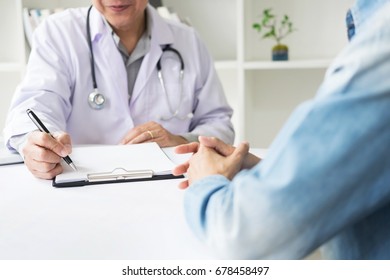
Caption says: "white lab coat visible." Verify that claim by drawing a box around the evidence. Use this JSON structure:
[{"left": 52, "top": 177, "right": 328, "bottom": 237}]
[{"left": 4, "top": 5, "right": 234, "bottom": 149}]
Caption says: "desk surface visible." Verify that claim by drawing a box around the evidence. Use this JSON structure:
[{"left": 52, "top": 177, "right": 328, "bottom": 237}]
[{"left": 0, "top": 147, "right": 266, "bottom": 260}]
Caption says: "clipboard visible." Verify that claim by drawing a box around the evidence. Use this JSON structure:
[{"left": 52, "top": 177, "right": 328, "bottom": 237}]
[{"left": 53, "top": 143, "right": 183, "bottom": 188}]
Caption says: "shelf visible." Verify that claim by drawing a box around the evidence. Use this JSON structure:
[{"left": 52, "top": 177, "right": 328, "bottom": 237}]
[
  {"left": 243, "top": 59, "right": 331, "bottom": 70},
  {"left": 216, "top": 59, "right": 331, "bottom": 71}
]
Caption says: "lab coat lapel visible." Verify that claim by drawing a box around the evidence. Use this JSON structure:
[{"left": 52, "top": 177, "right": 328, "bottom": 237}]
[
  {"left": 130, "top": 43, "right": 162, "bottom": 103},
  {"left": 130, "top": 5, "right": 174, "bottom": 103},
  {"left": 90, "top": 7, "right": 129, "bottom": 111},
  {"left": 100, "top": 34, "right": 128, "bottom": 103}
]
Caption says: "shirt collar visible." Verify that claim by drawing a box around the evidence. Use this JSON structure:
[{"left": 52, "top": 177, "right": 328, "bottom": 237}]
[
  {"left": 103, "top": 10, "right": 152, "bottom": 48},
  {"left": 89, "top": 5, "right": 154, "bottom": 65},
  {"left": 349, "top": 0, "right": 390, "bottom": 35}
]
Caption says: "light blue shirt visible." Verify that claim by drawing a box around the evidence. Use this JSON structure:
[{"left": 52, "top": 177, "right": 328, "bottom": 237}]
[{"left": 183, "top": 0, "right": 390, "bottom": 259}]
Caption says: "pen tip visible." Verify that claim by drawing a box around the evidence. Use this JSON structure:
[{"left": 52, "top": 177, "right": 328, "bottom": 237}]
[{"left": 70, "top": 163, "right": 78, "bottom": 171}]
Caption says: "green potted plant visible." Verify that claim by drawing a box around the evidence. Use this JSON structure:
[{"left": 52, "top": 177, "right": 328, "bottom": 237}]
[{"left": 252, "top": 8, "right": 296, "bottom": 61}]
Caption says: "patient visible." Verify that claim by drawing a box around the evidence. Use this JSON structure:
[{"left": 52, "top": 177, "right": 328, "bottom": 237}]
[{"left": 173, "top": 0, "right": 390, "bottom": 259}]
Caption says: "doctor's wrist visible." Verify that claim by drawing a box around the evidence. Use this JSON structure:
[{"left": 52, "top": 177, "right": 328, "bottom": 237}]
[
  {"left": 9, "top": 133, "right": 31, "bottom": 158},
  {"left": 179, "top": 133, "right": 199, "bottom": 143}
]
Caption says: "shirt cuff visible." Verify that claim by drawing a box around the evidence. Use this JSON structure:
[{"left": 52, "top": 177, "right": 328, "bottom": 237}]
[
  {"left": 179, "top": 133, "right": 199, "bottom": 143},
  {"left": 8, "top": 133, "right": 30, "bottom": 157}
]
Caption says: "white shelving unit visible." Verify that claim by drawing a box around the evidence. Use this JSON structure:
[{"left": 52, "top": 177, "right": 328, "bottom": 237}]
[
  {"left": 165, "top": 0, "right": 355, "bottom": 147},
  {"left": 0, "top": 0, "right": 354, "bottom": 147}
]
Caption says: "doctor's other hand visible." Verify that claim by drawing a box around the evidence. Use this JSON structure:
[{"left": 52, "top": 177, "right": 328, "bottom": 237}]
[
  {"left": 21, "top": 131, "right": 73, "bottom": 180},
  {"left": 173, "top": 140, "right": 251, "bottom": 189},
  {"left": 119, "top": 121, "right": 189, "bottom": 147}
]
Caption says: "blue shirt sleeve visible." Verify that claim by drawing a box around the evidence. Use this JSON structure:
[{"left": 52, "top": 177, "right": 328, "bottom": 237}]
[{"left": 183, "top": 4, "right": 390, "bottom": 259}]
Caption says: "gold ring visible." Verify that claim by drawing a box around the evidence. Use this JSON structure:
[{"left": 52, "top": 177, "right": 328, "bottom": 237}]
[{"left": 147, "top": 130, "right": 154, "bottom": 139}]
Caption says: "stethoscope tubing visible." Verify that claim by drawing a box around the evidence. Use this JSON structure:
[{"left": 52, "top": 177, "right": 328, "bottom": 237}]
[
  {"left": 87, "top": 5, "right": 98, "bottom": 90},
  {"left": 86, "top": 5, "right": 192, "bottom": 120}
]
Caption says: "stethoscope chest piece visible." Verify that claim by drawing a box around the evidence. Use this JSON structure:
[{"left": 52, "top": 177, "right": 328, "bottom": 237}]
[{"left": 88, "top": 89, "right": 105, "bottom": 110}]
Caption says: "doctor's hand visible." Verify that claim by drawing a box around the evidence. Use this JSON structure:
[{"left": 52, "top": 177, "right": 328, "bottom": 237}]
[
  {"left": 22, "top": 131, "right": 73, "bottom": 180},
  {"left": 119, "top": 121, "right": 189, "bottom": 147},
  {"left": 173, "top": 136, "right": 260, "bottom": 189}
]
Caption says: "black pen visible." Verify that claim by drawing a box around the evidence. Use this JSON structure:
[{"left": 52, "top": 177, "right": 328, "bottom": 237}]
[{"left": 26, "top": 109, "right": 77, "bottom": 171}]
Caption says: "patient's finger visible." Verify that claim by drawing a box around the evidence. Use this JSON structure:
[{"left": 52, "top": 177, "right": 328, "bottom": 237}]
[
  {"left": 199, "top": 136, "right": 234, "bottom": 157},
  {"left": 174, "top": 142, "right": 199, "bottom": 154},
  {"left": 172, "top": 162, "right": 189, "bottom": 176},
  {"left": 178, "top": 179, "right": 189, "bottom": 189}
]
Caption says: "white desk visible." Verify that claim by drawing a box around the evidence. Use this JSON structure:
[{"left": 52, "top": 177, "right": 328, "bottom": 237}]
[
  {"left": 0, "top": 147, "right": 266, "bottom": 260},
  {"left": 0, "top": 147, "right": 216, "bottom": 260}
]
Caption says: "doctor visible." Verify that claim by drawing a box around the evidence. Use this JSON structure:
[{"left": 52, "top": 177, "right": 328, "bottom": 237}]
[{"left": 4, "top": 0, "right": 234, "bottom": 179}]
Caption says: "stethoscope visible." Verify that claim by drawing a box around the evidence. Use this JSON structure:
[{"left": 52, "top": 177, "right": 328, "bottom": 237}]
[{"left": 86, "top": 6, "right": 193, "bottom": 120}]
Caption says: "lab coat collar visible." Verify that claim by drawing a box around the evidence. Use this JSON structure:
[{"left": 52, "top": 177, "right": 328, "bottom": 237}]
[
  {"left": 89, "top": 6, "right": 105, "bottom": 43},
  {"left": 147, "top": 4, "right": 175, "bottom": 46}
]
